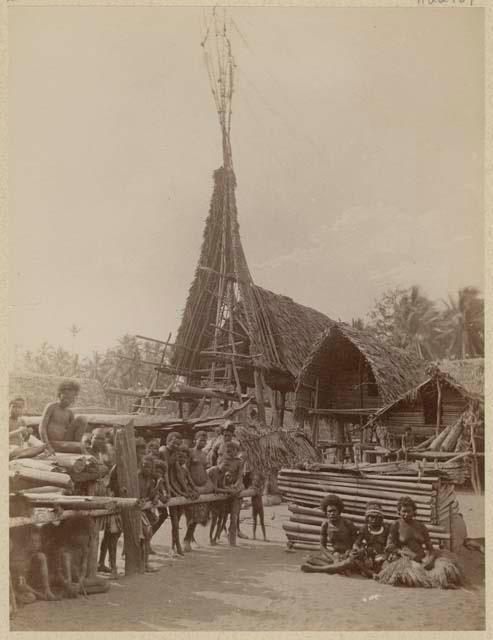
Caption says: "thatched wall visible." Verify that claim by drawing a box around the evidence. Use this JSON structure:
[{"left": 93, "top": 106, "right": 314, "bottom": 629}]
[{"left": 9, "top": 371, "right": 109, "bottom": 415}]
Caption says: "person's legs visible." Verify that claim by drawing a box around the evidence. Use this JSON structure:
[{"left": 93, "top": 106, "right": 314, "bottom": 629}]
[
  {"left": 170, "top": 508, "right": 183, "bottom": 555},
  {"left": 228, "top": 497, "right": 240, "bottom": 546},
  {"left": 30, "top": 553, "right": 60, "bottom": 601},
  {"left": 66, "top": 416, "right": 88, "bottom": 442},
  {"left": 98, "top": 531, "right": 111, "bottom": 572},
  {"left": 108, "top": 533, "right": 121, "bottom": 578},
  {"left": 258, "top": 503, "right": 267, "bottom": 541},
  {"left": 184, "top": 523, "right": 196, "bottom": 552}
]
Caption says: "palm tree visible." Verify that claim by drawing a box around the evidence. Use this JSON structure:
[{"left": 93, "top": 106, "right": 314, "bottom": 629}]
[
  {"left": 392, "top": 286, "right": 443, "bottom": 360},
  {"left": 442, "top": 287, "right": 484, "bottom": 359}
]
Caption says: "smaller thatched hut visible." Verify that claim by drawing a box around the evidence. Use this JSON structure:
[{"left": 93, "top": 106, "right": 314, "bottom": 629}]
[
  {"left": 362, "top": 358, "right": 484, "bottom": 446},
  {"left": 9, "top": 371, "right": 110, "bottom": 415},
  {"left": 294, "top": 323, "right": 426, "bottom": 453}
]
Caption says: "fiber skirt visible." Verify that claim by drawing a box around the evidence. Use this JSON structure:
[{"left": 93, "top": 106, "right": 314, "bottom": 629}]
[
  {"left": 377, "top": 551, "right": 462, "bottom": 589},
  {"left": 185, "top": 503, "right": 210, "bottom": 527}
]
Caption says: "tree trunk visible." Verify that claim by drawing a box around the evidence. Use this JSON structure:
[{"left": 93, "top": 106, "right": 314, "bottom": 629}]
[{"left": 115, "top": 422, "right": 144, "bottom": 575}]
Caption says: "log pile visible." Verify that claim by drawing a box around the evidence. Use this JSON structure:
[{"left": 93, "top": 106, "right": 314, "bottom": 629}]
[{"left": 278, "top": 467, "right": 458, "bottom": 550}]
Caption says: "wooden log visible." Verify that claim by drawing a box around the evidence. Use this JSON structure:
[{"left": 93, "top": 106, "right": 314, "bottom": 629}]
[
  {"left": 51, "top": 441, "right": 85, "bottom": 454},
  {"left": 280, "top": 491, "right": 431, "bottom": 518},
  {"left": 9, "top": 445, "right": 47, "bottom": 460},
  {"left": 440, "top": 416, "right": 464, "bottom": 452},
  {"left": 16, "top": 485, "right": 65, "bottom": 495},
  {"left": 9, "top": 508, "right": 118, "bottom": 528},
  {"left": 115, "top": 422, "right": 144, "bottom": 575},
  {"left": 9, "top": 466, "right": 73, "bottom": 490},
  {"left": 279, "top": 488, "right": 431, "bottom": 517},
  {"left": 21, "top": 495, "right": 119, "bottom": 510},
  {"left": 278, "top": 479, "right": 432, "bottom": 505},
  {"left": 54, "top": 453, "right": 88, "bottom": 474},
  {"left": 278, "top": 471, "right": 435, "bottom": 493}
]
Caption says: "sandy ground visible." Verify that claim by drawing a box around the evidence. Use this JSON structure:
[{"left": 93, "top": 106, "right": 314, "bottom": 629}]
[{"left": 11, "top": 491, "right": 484, "bottom": 632}]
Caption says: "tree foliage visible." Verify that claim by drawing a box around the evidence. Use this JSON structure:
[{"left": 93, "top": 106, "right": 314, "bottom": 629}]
[
  {"left": 367, "top": 285, "right": 484, "bottom": 360},
  {"left": 12, "top": 334, "right": 172, "bottom": 391}
]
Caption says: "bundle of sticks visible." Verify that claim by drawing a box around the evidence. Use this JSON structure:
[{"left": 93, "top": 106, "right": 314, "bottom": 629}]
[{"left": 278, "top": 468, "right": 458, "bottom": 550}]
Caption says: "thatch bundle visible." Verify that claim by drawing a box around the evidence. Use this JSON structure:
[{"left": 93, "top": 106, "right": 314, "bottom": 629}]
[{"left": 234, "top": 426, "right": 320, "bottom": 474}]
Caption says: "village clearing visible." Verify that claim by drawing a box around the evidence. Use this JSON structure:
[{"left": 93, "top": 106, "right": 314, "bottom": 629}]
[{"left": 11, "top": 491, "right": 484, "bottom": 632}]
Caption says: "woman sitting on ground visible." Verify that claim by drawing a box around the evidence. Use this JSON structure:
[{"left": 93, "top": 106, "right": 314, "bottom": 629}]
[
  {"left": 350, "top": 502, "right": 389, "bottom": 578},
  {"left": 301, "top": 495, "right": 358, "bottom": 574},
  {"left": 378, "top": 496, "right": 462, "bottom": 589}
]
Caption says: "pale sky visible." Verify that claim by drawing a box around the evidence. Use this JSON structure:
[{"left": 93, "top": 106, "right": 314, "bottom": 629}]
[{"left": 9, "top": 7, "right": 484, "bottom": 360}]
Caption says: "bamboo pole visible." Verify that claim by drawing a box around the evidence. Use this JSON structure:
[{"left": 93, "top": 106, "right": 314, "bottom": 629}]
[
  {"left": 435, "top": 377, "right": 442, "bottom": 437},
  {"left": 115, "top": 422, "right": 144, "bottom": 575},
  {"left": 254, "top": 368, "right": 266, "bottom": 424},
  {"left": 278, "top": 471, "right": 435, "bottom": 493}
]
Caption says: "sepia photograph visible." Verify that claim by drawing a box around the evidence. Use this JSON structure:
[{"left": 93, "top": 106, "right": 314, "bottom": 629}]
[{"left": 8, "top": 5, "right": 485, "bottom": 632}]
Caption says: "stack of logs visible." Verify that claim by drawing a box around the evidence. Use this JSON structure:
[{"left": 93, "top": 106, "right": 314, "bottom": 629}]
[{"left": 278, "top": 468, "right": 458, "bottom": 551}]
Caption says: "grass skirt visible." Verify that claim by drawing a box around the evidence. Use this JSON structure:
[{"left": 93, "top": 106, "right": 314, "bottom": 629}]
[
  {"left": 378, "top": 551, "right": 462, "bottom": 589},
  {"left": 185, "top": 503, "right": 210, "bottom": 527}
]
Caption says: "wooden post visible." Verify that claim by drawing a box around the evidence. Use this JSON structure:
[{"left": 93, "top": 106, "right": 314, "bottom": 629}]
[
  {"left": 254, "top": 368, "right": 266, "bottom": 425},
  {"left": 115, "top": 422, "right": 144, "bottom": 575},
  {"left": 435, "top": 377, "right": 442, "bottom": 437},
  {"left": 312, "top": 378, "right": 320, "bottom": 447},
  {"left": 267, "top": 386, "right": 280, "bottom": 429},
  {"left": 279, "top": 391, "right": 286, "bottom": 427}
]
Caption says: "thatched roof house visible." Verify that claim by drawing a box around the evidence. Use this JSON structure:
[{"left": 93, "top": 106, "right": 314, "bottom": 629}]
[
  {"left": 293, "top": 323, "right": 427, "bottom": 451},
  {"left": 9, "top": 371, "right": 110, "bottom": 415},
  {"left": 295, "top": 323, "right": 426, "bottom": 416},
  {"left": 363, "top": 358, "right": 484, "bottom": 433}
]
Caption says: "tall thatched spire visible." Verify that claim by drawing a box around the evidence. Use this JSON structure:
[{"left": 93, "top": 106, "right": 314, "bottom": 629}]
[{"left": 173, "top": 13, "right": 282, "bottom": 400}]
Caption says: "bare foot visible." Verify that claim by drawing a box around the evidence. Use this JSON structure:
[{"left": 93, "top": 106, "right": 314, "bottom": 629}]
[
  {"left": 40, "top": 590, "right": 62, "bottom": 601},
  {"left": 263, "top": 537, "right": 269, "bottom": 542},
  {"left": 210, "top": 539, "right": 217, "bottom": 546},
  {"left": 98, "top": 564, "right": 111, "bottom": 574},
  {"left": 145, "top": 565, "right": 158, "bottom": 573},
  {"left": 110, "top": 570, "right": 119, "bottom": 580},
  {"left": 184, "top": 541, "right": 192, "bottom": 553}
]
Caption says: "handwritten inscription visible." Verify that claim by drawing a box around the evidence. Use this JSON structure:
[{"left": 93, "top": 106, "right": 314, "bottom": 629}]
[{"left": 418, "top": 0, "right": 473, "bottom": 5}]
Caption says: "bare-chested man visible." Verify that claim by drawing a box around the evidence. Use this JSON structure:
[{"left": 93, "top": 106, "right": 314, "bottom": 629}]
[
  {"left": 39, "top": 381, "right": 87, "bottom": 454},
  {"left": 182, "top": 431, "right": 214, "bottom": 552}
]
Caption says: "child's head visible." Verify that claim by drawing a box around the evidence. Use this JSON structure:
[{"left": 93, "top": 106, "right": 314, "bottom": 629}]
[
  {"left": 146, "top": 438, "right": 160, "bottom": 456},
  {"left": 365, "top": 502, "right": 384, "bottom": 528},
  {"left": 166, "top": 432, "right": 182, "bottom": 451},
  {"left": 320, "top": 494, "right": 344, "bottom": 523},
  {"left": 57, "top": 381, "right": 80, "bottom": 408},
  {"left": 90, "top": 427, "right": 107, "bottom": 452},
  {"left": 141, "top": 454, "right": 154, "bottom": 476},
  {"left": 223, "top": 441, "right": 238, "bottom": 460},
  {"left": 9, "top": 397, "right": 25, "bottom": 419},
  {"left": 222, "top": 421, "right": 235, "bottom": 442},
  {"left": 397, "top": 496, "right": 417, "bottom": 522},
  {"left": 178, "top": 444, "right": 191, "bottom": 466},
  {"left": 194, "top": 430, "right": 207, "bottom": 450}
]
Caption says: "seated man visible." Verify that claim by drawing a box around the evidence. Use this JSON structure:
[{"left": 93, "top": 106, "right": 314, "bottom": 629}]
[{"left": 39, "top": 381, "right": 87, "bottom": 454}]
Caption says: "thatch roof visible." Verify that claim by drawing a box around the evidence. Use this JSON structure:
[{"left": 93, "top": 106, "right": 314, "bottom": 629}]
[
  {"left": 9, "top": 371, "right": 110, "bottom": 415},
  {"left": 246, "top": 286, "right": 333, "bottom": 378},
  {"left": 434, "top": 358, "right": 484, "bottom": 401},
  {"left": 297, "top": 323, "right": 427, "bottom": 405},
  {"left": 361, "top": 358, "right": 484, "bottom": 429}
]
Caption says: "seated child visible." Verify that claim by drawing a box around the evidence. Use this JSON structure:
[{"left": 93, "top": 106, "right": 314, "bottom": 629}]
[
  {"left": 39, "top": 381, "right": 87, "bottom": 453},
  {"left": 350, "top": 502, "right": 389, "bottom": 577}
]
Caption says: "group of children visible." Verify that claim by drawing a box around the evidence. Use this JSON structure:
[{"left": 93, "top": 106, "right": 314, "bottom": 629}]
[
  {"left": 301, "top": 494, "right": 463, "bottom": 589},
  {"left": 10, "top": 384, "right": 269, "bottom": 607}
]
